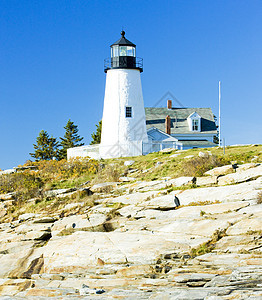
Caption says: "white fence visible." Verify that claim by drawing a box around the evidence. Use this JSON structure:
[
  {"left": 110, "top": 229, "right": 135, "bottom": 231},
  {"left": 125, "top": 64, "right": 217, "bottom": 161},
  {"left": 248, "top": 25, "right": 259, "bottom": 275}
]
[
  {"left": 67, "top": 141, "right": 183, "bottom": 160},
  {"left": 142, "top": 141, "right": 183, "bottom": 155},
  {"left": 67, "top": 144, "right": 100, "bottom": 160}
]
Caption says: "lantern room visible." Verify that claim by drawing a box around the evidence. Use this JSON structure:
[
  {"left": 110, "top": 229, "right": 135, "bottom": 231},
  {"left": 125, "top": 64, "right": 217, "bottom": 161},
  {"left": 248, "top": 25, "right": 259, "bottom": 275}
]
[{"left": 104, "top": 31, "right": 143, "bottom": 72}]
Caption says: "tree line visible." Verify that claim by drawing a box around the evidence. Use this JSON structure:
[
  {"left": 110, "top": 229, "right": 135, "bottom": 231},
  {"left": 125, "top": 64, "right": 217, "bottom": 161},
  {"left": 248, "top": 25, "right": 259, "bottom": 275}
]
[{"left": 30, "top": 120, "right": 102, "bottom": 161}]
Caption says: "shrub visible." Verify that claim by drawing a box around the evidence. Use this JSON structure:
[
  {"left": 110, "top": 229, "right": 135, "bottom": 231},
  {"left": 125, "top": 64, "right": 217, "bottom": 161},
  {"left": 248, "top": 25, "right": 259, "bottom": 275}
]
[
  {"left": 25, "top": 158, "right": 99, "bottom": 182},
  {"left": 0, "top": 158, "right": 99, "bottom": 206},
  {"left": 0, "top": 171, "right": 44, "bottom": 203},
  {"left": 257, "top": 191, "right": 262, "bottom": 204},
  {"left": 91, "top": 164, "right": 121, "bottom": 184},
  {"left": 180, "top": 155, "right": 229, "bottom": 177},
  {"left": 190, "top": 229, "right": 226, "bottom": 257}
]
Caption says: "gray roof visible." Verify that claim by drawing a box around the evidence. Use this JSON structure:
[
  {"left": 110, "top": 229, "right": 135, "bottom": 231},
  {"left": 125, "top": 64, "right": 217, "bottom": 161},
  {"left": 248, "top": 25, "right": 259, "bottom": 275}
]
[
  {"left": 111, "top": 31, "right": 136, "bottom": 47},
  {"left": 180, "top": 140, "right": 217, "bottom": 147},
  {"left": 145, "top": 107, "right": 217, "bottom": 135}
]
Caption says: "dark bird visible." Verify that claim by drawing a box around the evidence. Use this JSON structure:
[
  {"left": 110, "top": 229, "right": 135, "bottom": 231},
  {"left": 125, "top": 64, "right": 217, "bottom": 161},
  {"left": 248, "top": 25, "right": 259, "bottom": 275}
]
[{"left": 174, "top": 196, "right": 180, "bottom": 208}]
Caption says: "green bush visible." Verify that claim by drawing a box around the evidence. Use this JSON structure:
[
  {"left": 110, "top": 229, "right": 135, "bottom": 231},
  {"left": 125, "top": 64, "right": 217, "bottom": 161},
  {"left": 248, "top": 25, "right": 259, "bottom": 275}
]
[
  {"left": 179, "top": 155, "right": 230, "bottom": 177},
  {"left": 257, "top": 191, "right": 262, "bottom": 204},
  {"left": 0, "top": 171, "right": 44, "bottom": 203}
]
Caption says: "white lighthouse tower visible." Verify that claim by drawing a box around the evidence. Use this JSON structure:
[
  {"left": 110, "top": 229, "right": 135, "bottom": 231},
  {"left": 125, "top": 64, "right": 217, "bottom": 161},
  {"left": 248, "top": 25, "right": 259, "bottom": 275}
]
[{"left": 100, "top": 31, "right": 148, "bottom": 159}]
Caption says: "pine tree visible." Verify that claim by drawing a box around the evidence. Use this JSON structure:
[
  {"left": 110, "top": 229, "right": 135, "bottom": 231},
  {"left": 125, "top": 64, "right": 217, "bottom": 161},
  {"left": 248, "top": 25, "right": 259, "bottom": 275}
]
[
  {"left": 90, "top": 120, "right": 102, "bottom": 145},
  {"left": 59, "top": 119, "right": 84, "bottom": 159},
  {"left": 30, "top": 130, "right": 60, "bottom": 161}
]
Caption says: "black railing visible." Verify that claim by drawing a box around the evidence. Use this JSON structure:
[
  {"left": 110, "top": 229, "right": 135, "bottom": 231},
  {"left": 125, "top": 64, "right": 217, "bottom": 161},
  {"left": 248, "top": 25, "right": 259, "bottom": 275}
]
[{"left": 104, "top": 57, "right": 143, "bottom": 73}]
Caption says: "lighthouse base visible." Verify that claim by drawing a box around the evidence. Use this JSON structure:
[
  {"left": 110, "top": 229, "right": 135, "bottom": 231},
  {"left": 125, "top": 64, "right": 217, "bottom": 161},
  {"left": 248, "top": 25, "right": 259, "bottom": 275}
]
[
  {"left": 67, "top": 141, "right": 142, "bottom": 160},
  {"left": 67, "top": 140, "right": 183, "bottom": 160},
  {"left": 99, "top": 141, "right": 143, "bottom": 159}
]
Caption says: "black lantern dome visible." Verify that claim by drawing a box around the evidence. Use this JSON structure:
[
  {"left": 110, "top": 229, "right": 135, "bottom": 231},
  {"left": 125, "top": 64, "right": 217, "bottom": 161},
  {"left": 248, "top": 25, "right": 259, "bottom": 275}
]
[{"left": 104, "top": 31, "right": 143, "bottom": 73}]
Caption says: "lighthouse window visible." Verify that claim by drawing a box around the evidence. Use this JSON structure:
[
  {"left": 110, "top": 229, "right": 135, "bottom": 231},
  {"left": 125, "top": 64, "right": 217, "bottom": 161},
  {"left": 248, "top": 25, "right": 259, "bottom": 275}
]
[
  {"left": 120, "top": 46, "right": 127, "bottom": 56},
  {"left": 112, "top": 46, "right": 119, "bottom": 57},
  {"left": 125, "top": 106, "right": 132, "bottom": 118},
  {"left": 127, "top": 46, "right": 135, "bottom": 57}
]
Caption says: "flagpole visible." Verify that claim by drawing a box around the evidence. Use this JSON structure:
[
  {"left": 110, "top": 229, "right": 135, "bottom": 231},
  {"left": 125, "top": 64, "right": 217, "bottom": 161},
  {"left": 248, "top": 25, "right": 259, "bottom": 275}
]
[{"left": 219, "top": 81, "right": 221, "bottom": 147}]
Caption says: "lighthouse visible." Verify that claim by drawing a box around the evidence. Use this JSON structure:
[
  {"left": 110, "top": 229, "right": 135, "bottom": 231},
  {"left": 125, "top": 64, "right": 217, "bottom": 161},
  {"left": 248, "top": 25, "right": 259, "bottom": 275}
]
[{"left": 100, "top": 31, "right": 148, "bottom": 159}]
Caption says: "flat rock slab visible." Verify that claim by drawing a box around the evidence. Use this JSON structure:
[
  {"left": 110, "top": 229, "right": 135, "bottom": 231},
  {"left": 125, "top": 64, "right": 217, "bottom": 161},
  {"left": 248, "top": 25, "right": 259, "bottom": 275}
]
[
  {"left": 218, "top": 164, "right": 262, "bottom": 186},
  {"left": 172, "top": 178, "right": 262, "bottom": 205},
  {"left": 238, "top": 257, "right": 262, "bottom": 266},
  {"left": 119, "top": 176, "right": 136, "bottom": 182},
  {"left": 0, "top": 279, "right": 32, "bottom": 296},
  {"left": 15, "top": 223, "right": 52, "bottom": 235},
  {"left": 0, "top": 247, "right": 43, "bottom": 278},
  {"left": 231, "top": 266, "right": 262, "bottom": 281},
  {"left": 196, "top": 176, "right": 217, "bottom": 186},
  {"left": 63, "top": 202, "right": 84, "bottom": 211},
  {"left": 124, "top": 160, "right": 135, "bottom": 166},
  {"left": 127, "top": 180, "right": 166, "bottom": 192},
  {"left": 118, "top": 205, "right": 143, "bottom": 218},
  {"left": 138, "top": 194, "right": 176, "bottom": 210},
  {"left": 103, "top": 191, "right": 159, "bottom": 205},
  {"left": 90, "top": 182, "right": 118, "bottom": 193},
  {"left": 33, "top": 217, "right": 57, "bottom": 223},
  {"left": 164, "top": 201, "right": 249, "bottom": 219},
  {"left": 157, "top": 218, "right": 230, "bottom": 237},
  {"left": 89, "top": 204, "right": 117, "bottom": 215},
  {"left": 0, "top": 192, "right": 16, "bottom": 201},
  {"left": 196, "top": 253, "right": 253, "bottom": 268},
  {"left": 171, "top": 273, "right": 217, "bottom": 283},
  {"left": 205, "top": 165, "right": 234, "bottom": 176},
  {"left": 116, "top": 265, "right": 153, "bottom": 278},
  {"left": 42, "top": 231, "right": 195, "bottom": 273},
  {"left": 0, "top": 240, "right": 35, "bottom": 255},
  {"left": 167, "top": 177, "right": 195, "bottom": 187},
  {"left": 51, "top": 214, "right": 107, "bottom": 236},
  {"left": 238, "top": 203, "right": 262, "bottom": 214},
  {"left": 226, "top": 212, "right": 262, "bottom": 235},
  {"left": 236, "top": 163, "right": 260, "bottom": 172},
  {"left": 0, "top": 202, "right": 7, "bottom": 218},
  {"left": 45, "top": 188, "right": 75, "bottom": 197},
  {"left": 18, "top": 213, "right": 40, "bottom": 221},
  {"left": 215, "top": 235, "right": 260, "bottom": 253}
]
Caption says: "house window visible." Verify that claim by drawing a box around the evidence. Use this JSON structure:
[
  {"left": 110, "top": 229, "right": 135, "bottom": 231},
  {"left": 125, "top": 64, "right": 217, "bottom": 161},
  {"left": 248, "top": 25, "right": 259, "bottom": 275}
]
[
  {"left": 192, "top": 119, "right": 199, "bottom": 131},
  {"left": 125, "top": 106, "right": 132, "bottom": 118}
]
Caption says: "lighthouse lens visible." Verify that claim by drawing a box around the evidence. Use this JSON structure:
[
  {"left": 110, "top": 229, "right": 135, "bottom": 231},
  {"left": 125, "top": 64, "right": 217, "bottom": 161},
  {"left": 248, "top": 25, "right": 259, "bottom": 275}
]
[
  {"left": 111, "top": 46, "right": 135, "bottom": 57},
  {"left": 119, "top": 46, "right": 127, "bottom": 56},
  {"left": 126, "top": 46, "right": 135, "bottom": 57}
]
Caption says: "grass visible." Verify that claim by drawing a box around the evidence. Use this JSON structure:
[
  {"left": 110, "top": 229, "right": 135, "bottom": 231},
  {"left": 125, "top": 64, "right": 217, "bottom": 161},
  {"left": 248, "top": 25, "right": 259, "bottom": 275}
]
[
  {"left": 200, "top": 210, "right": 206, "bottom": 216},
  {"left": 256, "top": 191, "right": 262, "bottom": 205},
  {"left": 2, "top": 192, "right": 98, "bottom": 223},
  {"left": 45, "top": 173, "right": 93, "bottom": 190},
  {"left": 190, "top": 229, "right": 227, "bottom": 257},
  {"left": 1, "top": 144, "right": 261, "bottom": 222},
  {"left": 186, "top": 200, "right": 221, "bottom": 207}
]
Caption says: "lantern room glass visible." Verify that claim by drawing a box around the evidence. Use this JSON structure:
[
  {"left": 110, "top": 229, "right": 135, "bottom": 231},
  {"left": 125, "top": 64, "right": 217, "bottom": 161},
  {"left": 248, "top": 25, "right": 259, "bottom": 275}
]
[{"left": 111, "top": 45, "right": 136, "bottom": 58}]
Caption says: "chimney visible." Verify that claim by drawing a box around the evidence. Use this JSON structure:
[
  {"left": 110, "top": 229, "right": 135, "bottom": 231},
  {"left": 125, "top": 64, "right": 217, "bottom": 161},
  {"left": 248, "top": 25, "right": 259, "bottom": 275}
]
[
  {"left": 167, "top": 99, "right": 172, "bottom": 109},
  {"left": 165, "top": 115, "right": 171, "bottom": 135}
]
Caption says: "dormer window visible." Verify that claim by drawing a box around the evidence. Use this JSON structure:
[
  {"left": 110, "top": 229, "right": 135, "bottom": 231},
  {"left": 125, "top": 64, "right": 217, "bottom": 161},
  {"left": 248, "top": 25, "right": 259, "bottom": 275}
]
[
  {"left": 187, "top": 112, "right": 201, "bottom": 132},
  {"left": 126, "top": 106, "right": 132, "bottom": 118},
  {"left": 192, "top": 119, "right": 199, "bottom": 131}
]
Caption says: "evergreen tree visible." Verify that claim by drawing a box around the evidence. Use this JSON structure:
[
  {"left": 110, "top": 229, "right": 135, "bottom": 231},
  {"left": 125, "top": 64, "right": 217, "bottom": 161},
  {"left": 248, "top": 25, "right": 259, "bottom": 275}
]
[
  {"left": 30, "top": 130, "right": 60, "bottom": 161},
  {"left": 90, "top": 120, "right": 102, "bottom": 145},
  {"left": 59, "top": 119, "right": 84, "bottom": 159}
]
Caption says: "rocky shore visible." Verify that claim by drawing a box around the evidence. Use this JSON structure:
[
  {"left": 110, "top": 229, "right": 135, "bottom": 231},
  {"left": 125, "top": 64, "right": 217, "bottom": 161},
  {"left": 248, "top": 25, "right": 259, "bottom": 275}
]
[{"left": 0, "top": 158, "right": 262, "bottom": 299}]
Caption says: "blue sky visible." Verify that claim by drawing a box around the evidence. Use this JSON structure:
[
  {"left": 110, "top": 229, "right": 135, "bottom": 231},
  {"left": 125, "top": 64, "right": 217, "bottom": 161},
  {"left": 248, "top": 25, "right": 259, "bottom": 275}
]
[{"left": 1, "top": 0, "right": 261, "bottom": 170}]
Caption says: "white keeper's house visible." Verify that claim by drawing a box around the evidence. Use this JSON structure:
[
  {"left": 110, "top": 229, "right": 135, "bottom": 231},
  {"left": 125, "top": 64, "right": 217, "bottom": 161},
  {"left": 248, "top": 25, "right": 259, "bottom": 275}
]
[{"left": 68, "top": 31, "right": 218, "bottom": 160}]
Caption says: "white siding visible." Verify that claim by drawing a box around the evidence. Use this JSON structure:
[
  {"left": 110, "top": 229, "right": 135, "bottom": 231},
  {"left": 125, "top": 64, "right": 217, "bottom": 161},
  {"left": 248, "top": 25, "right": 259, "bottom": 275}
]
[{"left": 100, "top": 69, "right": 148, "bottom": 158}]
